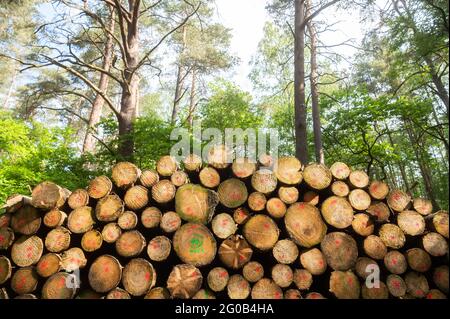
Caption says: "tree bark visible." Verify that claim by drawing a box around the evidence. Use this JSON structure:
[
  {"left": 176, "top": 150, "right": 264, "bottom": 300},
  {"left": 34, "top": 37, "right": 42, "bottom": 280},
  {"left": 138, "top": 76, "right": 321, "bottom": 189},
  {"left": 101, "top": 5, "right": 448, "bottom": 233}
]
[{"left": 187, "top": 67, "right": 196, "bottom": 127}]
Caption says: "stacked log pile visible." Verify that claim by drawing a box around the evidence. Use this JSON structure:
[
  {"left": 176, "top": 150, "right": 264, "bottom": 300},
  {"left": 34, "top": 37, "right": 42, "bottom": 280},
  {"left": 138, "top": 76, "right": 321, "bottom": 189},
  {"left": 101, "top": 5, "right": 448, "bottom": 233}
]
[{"left": 0, "top": 150, "right": 448, "bottom": 299}]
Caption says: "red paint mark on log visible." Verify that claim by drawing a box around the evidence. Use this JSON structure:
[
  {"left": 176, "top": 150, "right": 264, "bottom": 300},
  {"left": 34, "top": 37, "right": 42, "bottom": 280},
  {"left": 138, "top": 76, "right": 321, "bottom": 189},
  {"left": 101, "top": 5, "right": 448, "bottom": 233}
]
[
  {"left": 264, "top": 223, "right": 270, "bottom": 230},
  {"left": 392, "top": 280, "right": 401, "bottom": 289},
  {"left": 335, "top": 239, "right": 341, "bottom": 246},
  {"left": 220, "top": 271, "right": 228, "bottom": 278},
  {"left": 145, "top": 272, "right": 151, "bottom": 281},
  {"left": 274, "top": 291, "right": 282, "bottom": 299},
  {"left": 392, "top": 258, "right": 397, "bottom": 265}
]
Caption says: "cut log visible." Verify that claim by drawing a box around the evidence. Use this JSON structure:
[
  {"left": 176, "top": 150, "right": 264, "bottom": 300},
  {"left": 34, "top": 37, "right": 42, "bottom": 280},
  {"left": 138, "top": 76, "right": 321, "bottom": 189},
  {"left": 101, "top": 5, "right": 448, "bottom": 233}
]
[
  {"left": 124, "top": 185, "right": 149, "bottom": 210},
  {"left": 386, "top": 274, "right": 407, "bottom": 297},
  {"left": 331, "top": 181, "right": 350, "bottom": 197},
  {"left": 183, "top": 154, "right": 202, "bottom": 173},
  {"left": 45, "top": 227, "right": 71, "bottom": 253},
  {"left": 171, "top": 171, "right": 188, "bottom": 187},
  {"left": 273, "top": 239, "right": 299, "bottom": 265},
  {"left": 207, "top": 145, "right": 231, "bottom": 169},
  {"left": 173, "top": 223, "right": 217, "bottom": 267},
  {"left": 141, "top": 207, "right": 162, "bottom": 229},
  {"left": 106, "top": 288, "right": 131, "bottom": 299},
  {"left": 329, "top": 270, "right": 360, "bottom": 299},
  {"left": 361, "top": 281, "right": 389, "bottom": 299},
  {"left": 175, "top": 184, "right": 218, "bottom": 224},
  {"left": 0, "top": 227, "right": 15, "bottom": 250},
  {"left": 36, "top": 253, "right": 61, "bottom": 278},
  {"left": 383, "top": 250, "right": 407, "bottom": 275},
  {"left": 355, "top": 257, "right": 378, "bottom": 279},
  {"left": 258, "top": 153, "right": 274, "bottom": 168},
  {"left": 352, "top": 213, "right": 374, "bottom": 237},
  {"left": 227, "top": 274, "right": 250, "bottom": 299},
  {"left": 139, "top": 169, "right": 159, "bottom": 188},
  {"left": 68, "top": 189, "right": 90, "bottom": 209},
  {"left": 207, "top": 267, "right": 229, "bottom": 292},
  {"left": 68, "top": 206, "right": 95, "bottom": 234},
  {"left": 284, "top": 289, "right": 302, "bottom": 299},
  {"left": 160, "top": 211, "right": 182, "bottom": 233},
  {"left": 115, "top": 230, "right": 146, "bottom": 258},
  {"left": 0, "top": 256, "right": 12, "bottom": 284},
  {"left": 233, "top": 207, "right": 251, "bottom": 225},
  {"left": 299, "top": 248, "right": 327, "bottom": 275},
  {"left": 303, "top": 191, "right": 319, "bottom": 206},
  {"left": 305, "top": 292, "right": 326, "bottom": 299},
  {"left": 101, "top": 223, "right": 122, "bottom": 243},
  {"left": 426, "top": 289, "right": 447, "bottom": 299},
  {"left": 95, "top": 194, "right": 124, "bottom": 222},
  {"left": 387, "top": 189, "right": 411, "bottom": 212},
  {"left": 152, "top": 180, "right": 176, "bottom": 204},
  {"left": 366, "top": 201, "right": 390, "bottom": 222},
  {"left": 422, "top": 232, "right": 448, "bottom": 257},
  {"left": 251, "top": 169, "right": 278, "bottom": 194},
  {"left": 303, "top": 163, "right": 332, "bottom": 190},
  {"left": 404, "top": 271, "right": 429, "bottom": 298},
  {"left": 248, "top": 192, "right": 266, "bottom": 212},
  {"left": 348, "top": 170, "right": 369, "bottom": 189},
  {"left": 81, "top": 230, "right": 103, "bottom": 252},
  {"left": 274, "top": 156, "right": 303, "bottom": 185},
  {"left": 118, "top": 211, "right": 138, "bottom": 230},
  {"left": 43, "top": 209, "right": 67, "bottom": 228},
  {"left": 0, "top": 213, "right": 11, "bottom": 228},
  {"left": 266, "top": 198, "right": 287, "bottom": 219},
  {"left": 330, "top": 162, "right": 350, "bottom": 180},
  {"left": 321, "top": 196, "right": 354, "bottom": 229},
  {"left": 156, "top": 155, "right": 177, "bottom": 177},
  {"left": 321, "top": 232, "right": 358, "bottom": 270},
  {"left": 144, "top": 287, "right": 170, "bottom": 299},
  {"left": 87, "top": 176, "right": 112, "bottom": 199},
  {"left": 122, "top": 258, "right": 156, "bottom": 296},
  {"left": 432, "top": 210, "right": 449, "bottom": 238},
  {"left": 397, "top": 210, "right": 425, "bottom": 236},
  {"left": 60, "top": 247, "right": 87, "bottom": 272},
  {"left": 293, "top": 268, "right": 313, "bottom": 290},
  {"left": 368, "top": 180, "right": 389, "bottom": 200},
  {"left": 243, "top": 214, "right": 280, "bottom": 251},
  {"left": 218, "top": 178, "right": 248, "bottom": 208},
  {"left": 11, "top": 205, "right": 41, "bottom": 235},
  {"left": 413, "top": 198, "right": 433, "bottom": 216},
  {"left": 147, "top": 235, "right": 172, "bottom": 262},
  {"left": 41, "top": 272, "right": 77, "bottom": 299},
  {"left": 88, "top": 255, "right": 122, "bottom": 293},
  {"left": 285, "top": 202, "right": 327, "bottom": 247},
  {"left": 251, "top": 278, "right": 283, "bottom": 299},
  {"left": 167, "top": 264, "right": 203, "bottom": 299},
  {"left": 379, "top": 224, "right": 405, "bottom": 249},
  {"left": 211, "top": 213, "right": 237, "bottom": 239},
  {"left": 31, "top": 181, "right": 69, "bottom": 209},
  {"left": 2, "top": 194, "right": 32, "bottom": 214},
  {"left": 348, "top": 189, "right": 371, "bottom": 211},
  {"left": 193, "top": 289, "right": 216, "bottom": 299},
  {"left": 218, "top": 235, "right": 253, "bottom": 269},
  {"left": 406, "top": 248, "right": 431, "bottom": 273},
  {"left": 199, "top": 167, "right": 221, "bottom": 188},
  {"left": 433, "top": 265, "right": 448, "bottom": 293},
  {"left": 363, "top": 235, "right": 387, "bottom": 260},
  {"left": 272, "top": 264, "right": 293, "bottom": 288},
  {"left": 232, "top": 158, "right": 257, "bottom": 179},
  {"left": 242, "top": 261, "right": 264, "bottom": 283},
  {"left": 278, "top": 186, "right": 299, "bottom": 204},
  {"left": 111, "top": 162, "right": 140, "bottom": 189}
]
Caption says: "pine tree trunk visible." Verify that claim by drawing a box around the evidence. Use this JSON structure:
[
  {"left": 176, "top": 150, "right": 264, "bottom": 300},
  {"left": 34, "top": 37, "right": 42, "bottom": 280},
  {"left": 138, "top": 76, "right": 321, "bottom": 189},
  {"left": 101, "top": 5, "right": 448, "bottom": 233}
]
[
  {"left": 187, "top": 67, "right": 197, "bottom": 127},
  {"left": 172, "top": 27, "right": 188, "bottom": 124}
]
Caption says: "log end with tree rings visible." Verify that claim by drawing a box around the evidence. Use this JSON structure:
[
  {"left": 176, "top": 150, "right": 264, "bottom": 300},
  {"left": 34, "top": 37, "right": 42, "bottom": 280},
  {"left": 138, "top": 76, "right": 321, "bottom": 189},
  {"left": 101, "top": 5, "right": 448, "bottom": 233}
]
[
  {"left": 111, "top": 162, "right": 140, "bottom": 189},
  {"left": 432, "top": 210, "right": 449, "bottom": 239},
  {"left": 183, "top": 154, "right": 202, "bottom": 173},
  {"left": 118, "top": 210, "right": 138, "bottom": 230},
  {"left": 433, "top": 265, "right": 448, "bottom": 293},
  {"left": 45, "top": 227, "right": 71, "bottom": 253},
  {"left": 106, "top": 287, "right": 131, "bottom": 299},
  {"left": 60, "top": 247, "right": 87, "bottom": 272},
  {"left": 366, "top": 201, "right": 390, "bottom": 222},
  {"left": 227, "top": 274, "right": 250, "bottom": 299},
  {"left": 397, "top": 210, "right": 425, "bottom": 236},
  {"left": 88, "top": 255, "right": 122, "bottom": 293},
  {"left": 243, "top": 214, "right": 279, "bottom": 251},
  {"left": 321, "top": 232, "right": 358, "bottom": 271},
  {"left": 272, "top": 264, "right": 293, "bottom": 288},
  {"left": 11, "top": 205, "right": 41, "bottom": 235},
  {"left": 242, "top": 261, "right": 264, "bottom": 283},
  {"left": 405, "top": 271, "right": 429, "bottom": 298},
  {"left": 299, "top": 248, "right": 327, "bottom": 275},
  {"left": 218, "top": 235, "right": 252, "bottom": 269},
  {"left": 147, "top": 235, "right": 172, "bottom": 262},
  {"left": 329, "top": 270, "right": 360, "bottom": 299},
  {"left": 156, "top": 155, "right": 177, "bottom": 177},
  {"left": 413, "top": 198, "right": 433, "bottom": 216},
  {"left": 87, "top": 175, "right": 113, "bottom": 199},
  {"left": 363, "top": 235, "right": 387, "bottom": 260},
  {"left": 285, "top": 202, "right": 326, "bottom": 247},
  {"left": 331, "top": 181, "right": 350, "bottom": 197},
  {"left": 386, "top": 274, "right": 407, "bottom": 297},
  {"left": 175, "top": 184, "right": 218, "bottom": 224},
  {"left": 124, "top": 185, "right": 149, "bottom": 210},
  {"left": 122, "top": 258, "right": 156, "bottom": 296},
  {"left": 160, "top": 211, "right": 182, "bottom": 233},
  {"left": 330, "top": 162, "right": 350, "bottom": 180},
  {"left": 361, "top": 281, "right": 389, "bottom": 299},
  {"left": 102, "top": 223, "right": 122, "bottom": 244},
  {"left": 251, "top": 169, "right": 278, "bottom": 194},
  {"left": 207, "top": 267, "right": 229, "bottom": 292},
  {"left": 42, "top": 272, "right": 77, "bottom": 299},
  {"left": 152, "top": 180, "right": 176, "bottom": 204},
  {"left": 284, "top": 289, "right": 302, "bottom": 299},
  {"left": 44, "top": 209, "right": 67, "bottom": 228},
  {"left": 251, "top": 278, "right": 283, "bottom": 299},
  {"left": 0, "top": 256, "right": 12, "bottom": 285},
  {"left": 426, "top": 289, "right": 447, "bottom": 299},
  {"left": 266, "top": 197, "right": 287, "bottom": 219},
  {"left": 303, "top": 191, "right": 319, "bottom": 206},
  {"left": 422, "top": 232, "right": 448, "bottom": 257},
  {"left": 0, "top": 213, "right": 11, "bottom": 229},
  {"left": 218, "top": 178, "right": 248, "bottom": 208},
  {"left": 368, "top": 180, "right": 389, "bottom": 200},
  {"left": 207, "top": 144, "right": 231, "bottom": 169},
  {"left": 355, "top": 257, "right": 378, "bottom": 279},
  {"left": 303, "top": 163, "right": 332, "bottom": 190},
  {"left": 293, "top": 268, "right": 313, "bottom": 290},
  {"left": 258, "top": 153, "right": 274, "bottom": 168},
  {"left": 383, "top": 250, "right": 407, "bottom": 275},
  {"left": 199, "top": 167, "right": 221, "bottom": 188},
  {"left": 167, "top": 264, "right": 203, "bottom": 299},
  {"left": 379, "top": 224, "right": 405, "bottom": 249},
  {"left": 115, "top": 230, "right": 146, "bottom": 258},
  {"left": 31, "top": 181, "right": 69, "bottom": 210},
  {"left": 348, "top": 170, "right": 369, "bottom": 189},
  {"left": 211, "top": 213, "right": 237, "bottom": 239},
  {"left": 193, "top": 289, "right": 216, "bottom": 299},
  {"left": 348, "top": 189, "right": 371, "bottom": 211},
  {"left": 95, "top": 194, "right": 124, "bottom": 222},
  {"left": 232, "top": 158, "right": 257, "bottom": 179},
  {"left": 141, "top": 207, "right": 162, "bottom": 229},
  {"left": 12, "top": 268, "right": 39, "bottom": 295},
  {"left": 81, "top": 230, "right": 103, "bottom": 252},
  {"left": 352, "top": 213, "right": 375, "bottom": 237},
  {"left": 144, "top": 287, "right": 171, "bottom": 299},
  {"left": 36, "top": 253, "right": 61, "bottom": 278},
  {"left": 171, "top": 170, "right": 188, "bottom": 187},
  {"left": 233, "top": 207, "right": 251, "bottom": 225},
  {"left": 387, "top": 189, "right": 411, "bottom": 212},
  {"left": 248, "top": 192, "right": 267, "bottom": 212},
  {"left": 68, "top": 206, "right": 95, "bottom": 234},
  {"left": 68, "top": 188, "right": 90, "bottom": 209},
  {"left": 139, "top": 169, "right": 159, "bottom": 188},
  {"left": 278, "top": 186, "right": 299, "bottom": 204},
  {"left": 273, "top": 239, "right": 299, "bottom": 265},
  {"left": 173, "top": 223, "right": 217, "bottom": 267},
  {"left": 0, "top": 227, "right": 15, "bottom": 250},
  {"left": 321, "top": 196, "right": 354, "bottom": 229},
  {"left": 274, "top": 156, "right": 303, "bottom": 185}
]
